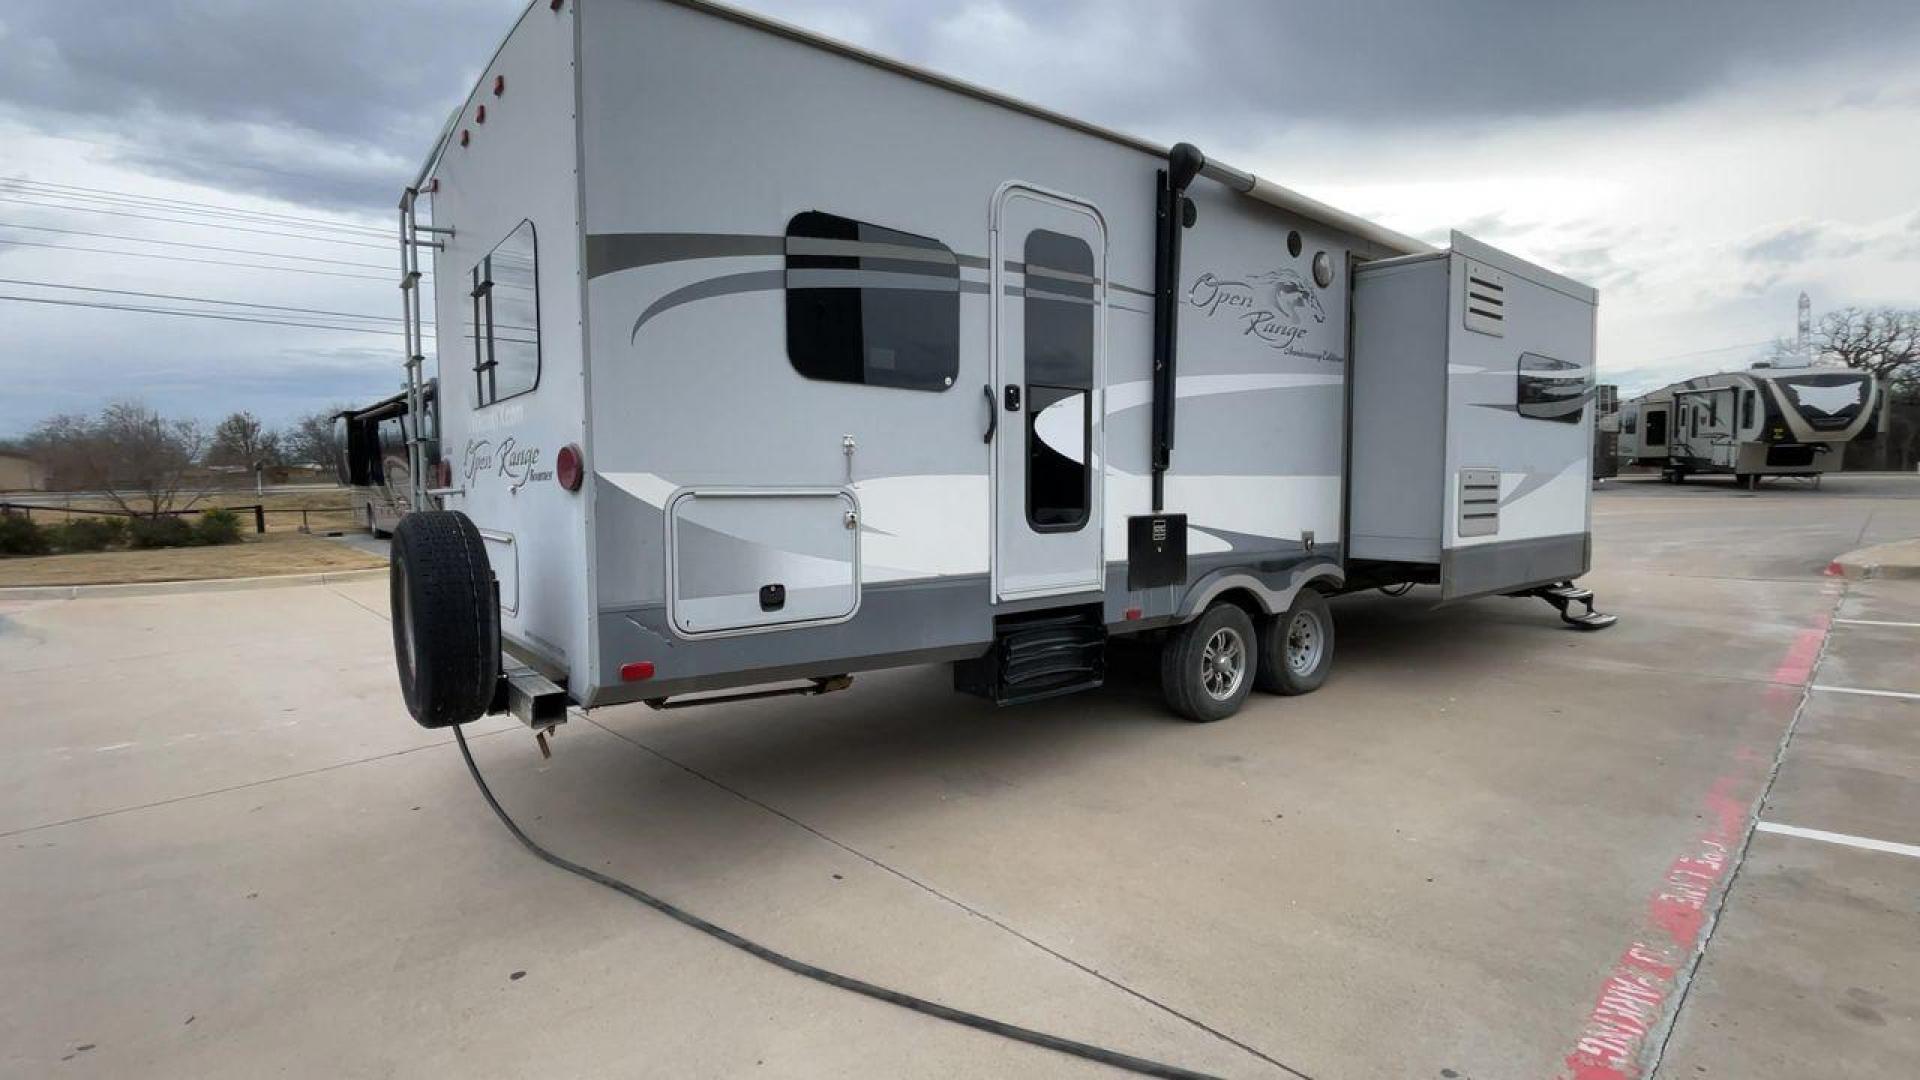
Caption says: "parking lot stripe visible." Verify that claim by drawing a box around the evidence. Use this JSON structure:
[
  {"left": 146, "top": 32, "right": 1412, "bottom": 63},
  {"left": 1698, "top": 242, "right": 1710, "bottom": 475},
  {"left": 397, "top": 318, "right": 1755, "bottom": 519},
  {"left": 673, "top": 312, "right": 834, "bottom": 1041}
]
[
  {"left": 1756, "top": 822, "right": 1920, "bottom": 860},
  {"left": 1559, "top": 606, "right": 1838, "bottom": 1080},
  {"left": 1832, "top": 618, "right": 1920, "bottom": 629},
  {"left": 1810, "top": 685, "right": 1920, "bottom": 702}
]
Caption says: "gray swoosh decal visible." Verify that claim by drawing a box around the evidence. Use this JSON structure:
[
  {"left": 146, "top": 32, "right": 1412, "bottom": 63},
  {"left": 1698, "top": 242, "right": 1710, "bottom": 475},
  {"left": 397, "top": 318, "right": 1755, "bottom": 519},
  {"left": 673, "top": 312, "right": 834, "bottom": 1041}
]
[
  {"left": 629, "top": 270, "right": 783, "bottom": 342},
  {"left": 588, "top": 233, "right": 783, "bottom": 279}
]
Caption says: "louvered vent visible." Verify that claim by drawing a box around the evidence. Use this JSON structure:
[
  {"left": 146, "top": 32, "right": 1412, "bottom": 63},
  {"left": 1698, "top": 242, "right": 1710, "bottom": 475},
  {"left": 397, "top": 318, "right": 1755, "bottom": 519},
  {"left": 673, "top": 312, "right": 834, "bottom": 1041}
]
[
  {"left": 1463, "top": 260, "right": 1506, "bottom": 337},
  {"left": 1457, "top": 467, "right": 1501, "bottom": 538}
]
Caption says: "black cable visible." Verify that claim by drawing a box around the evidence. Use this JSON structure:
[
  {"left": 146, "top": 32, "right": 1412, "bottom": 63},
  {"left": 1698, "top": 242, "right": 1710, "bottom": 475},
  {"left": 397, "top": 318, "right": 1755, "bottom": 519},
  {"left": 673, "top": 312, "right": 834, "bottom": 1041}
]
[
  {"left": 1377, "top": 583, "right": 1415, "bottom": 597},
  {"left": 451, "top": 724, "right": 1228, "bottom": 1080}
]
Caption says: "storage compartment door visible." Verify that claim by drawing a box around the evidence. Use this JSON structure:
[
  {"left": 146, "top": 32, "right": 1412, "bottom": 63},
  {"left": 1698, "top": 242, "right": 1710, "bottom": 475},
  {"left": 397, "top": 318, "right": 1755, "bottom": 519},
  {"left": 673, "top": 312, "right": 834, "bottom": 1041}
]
[{"left": 668, "top": 489, "right": 859, "bottom": 635}]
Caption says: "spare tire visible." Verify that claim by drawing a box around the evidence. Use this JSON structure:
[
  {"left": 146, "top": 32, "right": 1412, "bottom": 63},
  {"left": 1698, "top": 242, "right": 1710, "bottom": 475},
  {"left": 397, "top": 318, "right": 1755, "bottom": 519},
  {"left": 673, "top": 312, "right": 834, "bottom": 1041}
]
[{"left": 390, "top": 510, "right": 499, "bottom": 728}]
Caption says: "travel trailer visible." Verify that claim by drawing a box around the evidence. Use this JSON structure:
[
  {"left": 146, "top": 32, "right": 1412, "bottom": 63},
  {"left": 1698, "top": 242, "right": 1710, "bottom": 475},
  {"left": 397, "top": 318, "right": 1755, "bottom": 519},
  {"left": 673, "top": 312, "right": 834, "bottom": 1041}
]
[
  {"left": 1617, "top": 367, "right": 1880, "bottom": 487},
  {"left": 335, "top": 385, "right": 435, "bottom": 536},
  {"left": 385, "top": 0, "right": 1611, "bottom": 735}
]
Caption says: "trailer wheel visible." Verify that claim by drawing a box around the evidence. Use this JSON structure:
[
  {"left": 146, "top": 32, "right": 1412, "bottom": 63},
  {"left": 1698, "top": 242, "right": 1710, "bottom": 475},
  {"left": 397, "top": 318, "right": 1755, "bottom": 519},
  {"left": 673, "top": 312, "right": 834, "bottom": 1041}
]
[
  {"left": 389, "top": 510, "right": 499, "bottom": 729},
  {"left": 1160, "top": 602, "right": 1256, "bottom": 723},
  {"left": 1256, "top": 588, "right": 1335, "bottom": 696}
]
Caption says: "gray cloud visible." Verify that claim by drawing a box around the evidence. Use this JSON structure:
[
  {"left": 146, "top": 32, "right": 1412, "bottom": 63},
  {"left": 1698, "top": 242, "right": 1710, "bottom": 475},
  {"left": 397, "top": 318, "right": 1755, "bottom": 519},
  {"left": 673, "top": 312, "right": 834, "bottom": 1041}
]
[
  {"left": 1742, "top": 224, "right": 1823, "bottom": 264},
  {"left": 0, "top": 0, "right": 519, "bottom": 210}
]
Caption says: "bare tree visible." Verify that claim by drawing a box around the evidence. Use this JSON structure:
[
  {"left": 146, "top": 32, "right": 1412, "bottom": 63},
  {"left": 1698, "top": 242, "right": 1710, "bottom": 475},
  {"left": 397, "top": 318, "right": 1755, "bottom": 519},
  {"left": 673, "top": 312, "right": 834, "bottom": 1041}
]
[
  {"left": 26, "top": 402, "right": 206, "bottom": 515},
  {"left": 207, "top": 411, "right": 284, "bottom": 468},
  {"left": 1770, "top": 306, "right": 1919, "bottom": 383},
  {"left": 284, "top": 406, "right": 348, "bottom": 479}
]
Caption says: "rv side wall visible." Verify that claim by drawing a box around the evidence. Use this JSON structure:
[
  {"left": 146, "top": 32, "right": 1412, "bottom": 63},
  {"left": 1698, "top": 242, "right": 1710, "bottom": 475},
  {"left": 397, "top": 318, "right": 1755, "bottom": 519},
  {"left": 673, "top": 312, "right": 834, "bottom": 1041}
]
[
  {"left": 573, "top": 0, "right": 1380, "bottom": 703},
  {"left": 424, "top": 2, "right": 594, "bottom": 694}
]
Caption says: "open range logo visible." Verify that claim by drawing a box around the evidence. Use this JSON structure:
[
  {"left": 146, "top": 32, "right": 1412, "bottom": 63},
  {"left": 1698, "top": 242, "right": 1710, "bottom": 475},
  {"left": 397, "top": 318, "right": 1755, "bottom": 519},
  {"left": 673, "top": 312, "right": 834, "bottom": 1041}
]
[
  {"left": 1185, "top": 268, "right": 1339, "bottom": 361},
  {"left": 462, "top": 436, "right": 552, "bottom": 493}
]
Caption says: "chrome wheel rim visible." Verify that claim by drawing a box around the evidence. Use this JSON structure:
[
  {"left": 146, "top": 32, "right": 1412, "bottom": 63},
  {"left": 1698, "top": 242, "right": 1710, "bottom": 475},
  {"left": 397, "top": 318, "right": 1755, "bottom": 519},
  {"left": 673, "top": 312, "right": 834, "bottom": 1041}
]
[
  {"left": 1201, "top": 627, "right": 1246, "bottom": 701},
  {"left": 1285, "top": 609, "right": 1324, "bottom": 677}
]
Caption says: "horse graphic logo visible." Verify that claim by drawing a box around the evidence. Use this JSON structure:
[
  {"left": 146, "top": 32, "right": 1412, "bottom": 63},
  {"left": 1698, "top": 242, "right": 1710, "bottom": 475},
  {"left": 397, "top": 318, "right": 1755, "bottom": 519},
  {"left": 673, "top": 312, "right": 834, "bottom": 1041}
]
[{"left": 1246, "top": 269, "right": 1326, "bottom": 325}]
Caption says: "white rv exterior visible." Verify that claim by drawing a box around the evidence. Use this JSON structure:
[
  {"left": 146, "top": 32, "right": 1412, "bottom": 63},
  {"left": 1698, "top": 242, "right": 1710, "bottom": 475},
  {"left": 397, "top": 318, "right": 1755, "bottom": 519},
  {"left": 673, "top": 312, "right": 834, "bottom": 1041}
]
[
  {"left": 387, "top": 0, "right": 1608, "bottom": 728},
  {"left": 1618, "top": 367, "right": 1880, "bottom": 486}
]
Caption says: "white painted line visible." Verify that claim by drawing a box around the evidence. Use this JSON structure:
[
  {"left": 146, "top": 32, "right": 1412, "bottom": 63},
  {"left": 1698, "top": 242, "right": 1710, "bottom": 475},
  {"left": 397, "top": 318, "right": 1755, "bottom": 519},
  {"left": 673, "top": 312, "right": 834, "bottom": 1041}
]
[
  {"left": 1757, "top": 822, "right": 1920, "bottom": 860},
  {"left": 1811, "top": 685, "right": 1920, "bottom": 702},
  {"left": 1833, "top": 618, "right": 1920, "bottom": 629}
]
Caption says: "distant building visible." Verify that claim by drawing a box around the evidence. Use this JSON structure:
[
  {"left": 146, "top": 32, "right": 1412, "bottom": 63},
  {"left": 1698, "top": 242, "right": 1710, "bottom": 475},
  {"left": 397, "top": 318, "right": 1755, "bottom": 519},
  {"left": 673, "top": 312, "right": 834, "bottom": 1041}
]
[{"left": 0, "top": 451, "right": 50, "bottom": 492}]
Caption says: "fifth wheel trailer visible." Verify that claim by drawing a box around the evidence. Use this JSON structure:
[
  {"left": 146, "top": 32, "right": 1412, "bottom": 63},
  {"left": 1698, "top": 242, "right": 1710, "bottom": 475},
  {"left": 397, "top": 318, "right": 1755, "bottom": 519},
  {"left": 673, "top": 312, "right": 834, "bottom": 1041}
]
[
  {"left": 385, "top": 0, "right": 1611, "bottom": 736},
  {"left": 1617, "top": 367, "right": 1881, "bottom": 487}
]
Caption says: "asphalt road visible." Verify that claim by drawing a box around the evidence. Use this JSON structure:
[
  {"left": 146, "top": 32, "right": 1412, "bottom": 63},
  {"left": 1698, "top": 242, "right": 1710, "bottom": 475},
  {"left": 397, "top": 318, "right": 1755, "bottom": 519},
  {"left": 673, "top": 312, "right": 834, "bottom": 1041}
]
[{"left": 2, "top": 474, "right": 1916, "bottom": 1078}]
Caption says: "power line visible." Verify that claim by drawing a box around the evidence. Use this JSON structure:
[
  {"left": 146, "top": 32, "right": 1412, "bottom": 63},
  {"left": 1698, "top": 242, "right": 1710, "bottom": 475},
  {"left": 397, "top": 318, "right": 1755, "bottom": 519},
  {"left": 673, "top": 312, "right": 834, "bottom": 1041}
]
[
  {"left": 2, "top": 177, "right": 392, "bottom": 238},
  {"left": 1640, "top": 339, "right": 1775, "bottom": 365},
  {"left": 0, "top": 291, "right": 414, "bottom": 337},
  {"left": 0, "top": 237, "right": 400, "bottom": 282},
  {"left": 0, "top": 192, "right": 394, "bottom": 250},
  {"left": 0, "top": 221, "right": 403, "bottom": 271},
  {"left": 0, "top": 275, "right": 431, "bottom": 326}
]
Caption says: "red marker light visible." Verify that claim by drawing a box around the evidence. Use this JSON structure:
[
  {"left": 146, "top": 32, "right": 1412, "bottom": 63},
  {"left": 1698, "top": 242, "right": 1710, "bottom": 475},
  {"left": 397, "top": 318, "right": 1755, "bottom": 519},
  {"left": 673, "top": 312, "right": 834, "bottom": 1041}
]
[
  {"left": 434, "top": 458, "right": 452, "bottom": 489},
  {"left": 555, "top": 443, "right": 584, "bottom": 492},
  {"left": 459, "top": 129, "right": 470, "bottom": 147},
  {"left": 620, "top": 661, "right": 655, "bottom": 682},
  {"left": 1124, "top": 607, "right": 1143, "bottom": 621},
  {"left": 475, "top": 104, "right": 486, "bottom": 124},
  {"left": 493, "top": 75, "right": 505, "bottom": 96}
]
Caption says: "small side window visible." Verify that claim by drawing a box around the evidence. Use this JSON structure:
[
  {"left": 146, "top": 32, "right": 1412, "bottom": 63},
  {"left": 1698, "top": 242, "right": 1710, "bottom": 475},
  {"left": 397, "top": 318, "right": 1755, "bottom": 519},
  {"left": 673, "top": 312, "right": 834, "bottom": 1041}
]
[
  {"left": 785, "top": 211, "right": 959, "bottom": 392},
  {"left": 1515, "top": 352, "right": 1587, "bottom": 424},
  {"left": 470, "top": 220, "right": 541, "bottom": 407},
  {"left": 1741, "top": 389, "right": 1756, "bottom": 429},
  {"left": 1623, "top": 409, "right": 1638, "bottom": 435}
]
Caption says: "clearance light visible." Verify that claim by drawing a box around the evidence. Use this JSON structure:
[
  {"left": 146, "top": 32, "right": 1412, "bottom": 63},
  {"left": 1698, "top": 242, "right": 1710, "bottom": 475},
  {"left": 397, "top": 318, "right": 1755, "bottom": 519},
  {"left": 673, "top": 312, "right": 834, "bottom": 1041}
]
[
  {"left": 620, "top": 661, "right": 655, "bottom": 682},
  {"left": 1124, "top": 607, "right": 1143, "bottom": 621},
  {"left": 459, "top": 129, "right": 470, "bottom": 147},
  {"left": 434, "top": 458, "right": 452, "bottom": 489},
  {"left": 493, "top": 75, "right": 506, "bottom": 96},
  {"left": 556, "top": 443, "right": 584, "bottom": 492}
]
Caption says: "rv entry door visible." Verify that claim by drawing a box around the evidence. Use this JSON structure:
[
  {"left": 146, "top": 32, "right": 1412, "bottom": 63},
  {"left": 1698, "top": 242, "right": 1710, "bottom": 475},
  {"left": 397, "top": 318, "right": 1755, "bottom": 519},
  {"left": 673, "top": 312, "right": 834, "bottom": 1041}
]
[{"left": 991, "top": 185, "right": 1106, "bottom": 601}]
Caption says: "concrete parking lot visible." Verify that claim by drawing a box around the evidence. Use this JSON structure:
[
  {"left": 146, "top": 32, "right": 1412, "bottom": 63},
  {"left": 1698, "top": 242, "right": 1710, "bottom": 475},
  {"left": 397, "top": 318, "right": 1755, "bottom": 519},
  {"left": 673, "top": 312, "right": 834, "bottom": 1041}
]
[{"left": 3, "top": 475, "right": 1916, "bottom": 1078}]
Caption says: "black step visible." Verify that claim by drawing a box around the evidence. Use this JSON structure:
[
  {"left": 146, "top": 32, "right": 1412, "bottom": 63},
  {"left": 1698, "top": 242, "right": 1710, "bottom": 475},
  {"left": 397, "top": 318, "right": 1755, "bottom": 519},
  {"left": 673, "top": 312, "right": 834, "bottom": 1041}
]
[
  {"left": 955, "top": 608, "right": 1105, "bottom": 705},
  {"left": 1539, "top": 583, "right": 1593, "bottom": 602},
  {"left": 1562, "top": 611, "right": 1618, "bottom": 631}
]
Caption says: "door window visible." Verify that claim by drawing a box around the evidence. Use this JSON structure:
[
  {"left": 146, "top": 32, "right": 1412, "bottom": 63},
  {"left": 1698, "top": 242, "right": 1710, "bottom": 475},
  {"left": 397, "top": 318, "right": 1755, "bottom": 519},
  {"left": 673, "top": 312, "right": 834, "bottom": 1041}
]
[{"left": 1022, "top": 229, "right": 1095, "bottom": 532}]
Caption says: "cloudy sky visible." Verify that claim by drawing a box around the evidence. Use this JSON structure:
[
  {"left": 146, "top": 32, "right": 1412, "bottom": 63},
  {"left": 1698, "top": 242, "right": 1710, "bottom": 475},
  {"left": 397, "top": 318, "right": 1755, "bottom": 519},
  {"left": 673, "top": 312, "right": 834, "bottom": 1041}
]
[{"left": 2, "top": 0, "right": 1917, "bottom": 438}]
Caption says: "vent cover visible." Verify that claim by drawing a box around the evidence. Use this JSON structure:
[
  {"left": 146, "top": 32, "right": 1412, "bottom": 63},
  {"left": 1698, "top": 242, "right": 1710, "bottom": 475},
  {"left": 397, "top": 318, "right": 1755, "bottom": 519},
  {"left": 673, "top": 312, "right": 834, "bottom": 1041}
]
[
  {"left": 1462, "top": 260, "right": 1507, "bottom": 337},
  {"left": 1457, "top": 467, "right": 1501, "bottom": 538}
]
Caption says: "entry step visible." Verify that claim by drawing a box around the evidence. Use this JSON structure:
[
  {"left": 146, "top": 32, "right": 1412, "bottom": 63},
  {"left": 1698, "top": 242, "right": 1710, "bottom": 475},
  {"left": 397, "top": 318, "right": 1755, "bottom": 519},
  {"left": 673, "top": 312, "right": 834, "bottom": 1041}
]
[{"left": 955, "top": 607, "right": 1106, "bottom": 705}]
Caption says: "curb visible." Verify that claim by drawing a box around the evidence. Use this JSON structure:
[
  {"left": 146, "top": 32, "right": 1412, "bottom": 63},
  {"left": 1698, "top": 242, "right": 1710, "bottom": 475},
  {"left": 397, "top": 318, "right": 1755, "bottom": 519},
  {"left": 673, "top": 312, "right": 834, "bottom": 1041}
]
[
  {"left": 1826, "top": 539, "right": 1920, "bottom": 581},
  {"left": 0, "top": 567, "right": 386, "bottom": 601}
]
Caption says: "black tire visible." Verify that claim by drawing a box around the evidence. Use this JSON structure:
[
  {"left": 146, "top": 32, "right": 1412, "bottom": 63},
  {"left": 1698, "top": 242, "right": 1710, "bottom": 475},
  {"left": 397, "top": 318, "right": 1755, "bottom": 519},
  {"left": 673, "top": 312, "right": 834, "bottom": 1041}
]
[
  {"left": 390, "top": 511, "right": 499, "bottom": 729},
  {"left": 1159, "top": 602, "right": 1257, "bottom": 723},
  {"left": 1256, "top": 588, "right": 1335, "bottom": 695}
]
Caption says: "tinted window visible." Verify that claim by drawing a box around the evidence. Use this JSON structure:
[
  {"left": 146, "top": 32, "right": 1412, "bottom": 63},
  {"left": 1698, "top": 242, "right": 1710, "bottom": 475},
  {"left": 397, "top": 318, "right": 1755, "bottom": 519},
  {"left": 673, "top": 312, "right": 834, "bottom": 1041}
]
[
  {"left": 1623, "top": 409, "right": 1638, "bottom": 435},
  {"left": 470, "top": 220, "right": 540, "bottom": 407},
  {"left": 1741, "top": 389, "right": 1756, "bottom": 429},
  {"left": 1024, "top": 229, "right": 1095, "bottom": 531},
  {"left": 1515, "top": 352, "right": 1588, "bottom": 424},
  {"left": 785, "top": 211, "right": 959, "bottom": 392}
]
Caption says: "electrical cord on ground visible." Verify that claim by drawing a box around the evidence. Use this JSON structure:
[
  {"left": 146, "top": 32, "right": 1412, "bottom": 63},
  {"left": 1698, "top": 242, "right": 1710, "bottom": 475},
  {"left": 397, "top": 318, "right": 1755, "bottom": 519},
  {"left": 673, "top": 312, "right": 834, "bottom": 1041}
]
[
  {"left": 1377, "top": 583, "right": 1415, "bottom": 597},
  {"left": 451, "top": 724, "right": 1227, "bottom": 1080}
]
